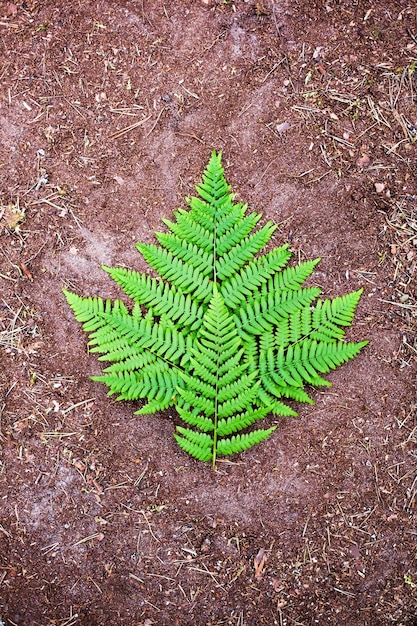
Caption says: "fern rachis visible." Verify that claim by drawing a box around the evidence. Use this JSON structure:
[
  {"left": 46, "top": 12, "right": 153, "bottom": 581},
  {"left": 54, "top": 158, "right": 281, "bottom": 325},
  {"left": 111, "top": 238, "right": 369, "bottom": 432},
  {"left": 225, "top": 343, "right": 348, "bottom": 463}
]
[{"left": 64, "top": 151, "right": 368, "bottom": 467}]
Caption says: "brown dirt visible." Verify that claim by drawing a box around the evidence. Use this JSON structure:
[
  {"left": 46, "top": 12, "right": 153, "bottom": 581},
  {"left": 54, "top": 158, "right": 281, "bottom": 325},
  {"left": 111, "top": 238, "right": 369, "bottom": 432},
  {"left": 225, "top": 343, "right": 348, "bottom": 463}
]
[{"left": 0, "top": 1, "right": 416, "bottom": 625}]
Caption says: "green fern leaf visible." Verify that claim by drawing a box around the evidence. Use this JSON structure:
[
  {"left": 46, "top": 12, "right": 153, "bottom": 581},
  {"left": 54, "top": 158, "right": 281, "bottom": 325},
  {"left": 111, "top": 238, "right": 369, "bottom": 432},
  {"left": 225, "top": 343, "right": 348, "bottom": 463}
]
[
  {"left": 64, "top": 151, "right": 368, "bottom": 466},
  {"left": 174, "top": 432, "right": 213, "bottom": 462},
  {"left": 174, "top": 287, "right": 276, "bottom": 465},
  {"left": 266, "top": 258, "right": 321, "bottom": 292},
  {"left": 216, "top": 212, "right": 261, "bottom": 255},
  {"left": 310, "top": 288, "right": 364, "bottom": 341},
  {"left": 216, "top": 428, "right": 276, "bottom": 456},
  {"left": 215, "top": 222, "right": 277, "bottom": 280},
  {"left": 155, "top": 233, "right": 213, "bottom": 275},
  {"left": 220, "top": 245, "right": 292, "bottom": 308},
  {"left": 102, "top": 268, "right": 204, "bottom": 331},
  {"left": 176, "top": 406, "right": 214, "bottom": 432},
  {"left": 135, "top": 397, "right": 173, "bottom": 415},
  {"left": 175, "top": 426, "right": 213, "bottom": 448},
  {"left": 162, "top": 213, "right": 214, "bottom": 252},
  {"left": 217, "top": 407, "right": 270, "bottom": 437}
]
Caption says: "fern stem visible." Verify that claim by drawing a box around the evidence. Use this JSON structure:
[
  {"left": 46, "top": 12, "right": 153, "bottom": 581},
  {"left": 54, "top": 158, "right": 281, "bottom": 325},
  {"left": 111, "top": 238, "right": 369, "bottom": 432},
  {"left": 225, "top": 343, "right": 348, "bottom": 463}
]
[{"left": 212, "top": 164, "right": 219, "bottom": 469}]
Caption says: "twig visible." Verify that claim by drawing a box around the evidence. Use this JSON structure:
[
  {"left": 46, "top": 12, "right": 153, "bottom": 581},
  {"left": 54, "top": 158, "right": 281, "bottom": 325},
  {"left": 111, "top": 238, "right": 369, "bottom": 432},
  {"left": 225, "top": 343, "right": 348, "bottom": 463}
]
[
  {"left": 254, "top": 160, "right": 276, "bottom": 187},
  {"left": 140, "top": 510, "right": 160, "bottom": 542},
  {"left": 175, "top": 132, "right": 204, "bottom": 144},
  {"left": 109, "top": 113, "right": 153, "bottom": 139},
  {"left": 62, "top": 397, "right": 96, "bottom": 415},
  {"left": 378, "top": 299, "right": 417, "bottom": 310},
  {"left": 72, "top": 533, "right": 101, "bottom": 547},
  {"left": 179, "top": 81, "right": 200, "bottom": 99},
  {"left": 407, "top": 28, "right": 417, "bottom": 45},
  {"left": 305, "top": 170, "right": 332, "bottom": 185},
  {"left": 333, "top": 587, "right": 356, "bottom": 598},
  {"left": 144, "top": 107, "right": 166, "bottom": 138},
  {"left": 261, "top": 57, "right": 286, "bottom": 83}
]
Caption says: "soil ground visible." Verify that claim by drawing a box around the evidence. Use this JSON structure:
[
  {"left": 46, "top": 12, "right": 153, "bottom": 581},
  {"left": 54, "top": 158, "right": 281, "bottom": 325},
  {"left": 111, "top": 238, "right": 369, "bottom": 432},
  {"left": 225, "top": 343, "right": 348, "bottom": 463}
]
[{"left": 0, "top": 1, "right": 416, "bottom": 625}]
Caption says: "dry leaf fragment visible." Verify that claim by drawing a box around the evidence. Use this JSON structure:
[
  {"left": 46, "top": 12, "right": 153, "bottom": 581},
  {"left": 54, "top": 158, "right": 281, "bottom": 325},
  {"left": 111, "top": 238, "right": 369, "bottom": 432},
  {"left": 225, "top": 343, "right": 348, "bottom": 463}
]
[
  {"left": 6, "top": 2, "right": 18, "bottom": 16},
  {"left": 271, "top": 576, "right": 283, "bottom": 592},
  {"left": 26, "top": 341, "right": 44, "bottom": 354},
  {"left": 350, "top": 544, "right": 364, "bottom": 574},
  {"left": 1, "top": 202, "right": 25, "bottom": 230},
  {"left": 19, "top": 262, "right": 33, "bottom": 281},
  {"left": 73, "top": 459, "right": 86, "bottom": 472},
  {"left": 254, "top": 548, "right": 267, "bottom": 580},
  {"left": 200, "top": 537, "right": 211, "bottom": 553},
  {"left": 254, "top": 2, "right": 271, "bottom": 16},
  {"left": 356, "top": 154, "right": 370, "bottom": 168}
]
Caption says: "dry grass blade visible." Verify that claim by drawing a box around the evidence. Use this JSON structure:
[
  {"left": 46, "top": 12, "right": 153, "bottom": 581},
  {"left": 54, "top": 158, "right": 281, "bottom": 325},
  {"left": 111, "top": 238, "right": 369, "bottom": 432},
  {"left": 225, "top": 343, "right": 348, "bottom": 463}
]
[
  {"left": 144, "top": 107, "right": 166, "bottom": 138},
  {"left": 0, "top": 305, "right": 29, "bottom": 351},
  {"left": 109, "top": 113, "right": 153, "bottom": 139},
  {"left": 72, "top": 533, "right": 103, "bottom": 547}
]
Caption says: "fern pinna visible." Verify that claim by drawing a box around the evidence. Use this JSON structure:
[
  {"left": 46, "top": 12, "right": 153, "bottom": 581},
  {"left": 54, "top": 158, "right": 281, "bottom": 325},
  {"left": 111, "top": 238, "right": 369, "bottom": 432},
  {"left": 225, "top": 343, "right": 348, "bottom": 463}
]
[{"left": 64, "top": 152, "right": 367, "bottom": 467}]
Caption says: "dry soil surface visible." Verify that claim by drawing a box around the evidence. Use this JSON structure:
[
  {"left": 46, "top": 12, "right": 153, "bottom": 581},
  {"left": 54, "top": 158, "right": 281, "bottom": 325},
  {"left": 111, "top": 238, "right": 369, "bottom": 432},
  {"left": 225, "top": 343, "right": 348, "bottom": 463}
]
[{"left": 0, "top": 1, "right": 416, "bottom": 625}]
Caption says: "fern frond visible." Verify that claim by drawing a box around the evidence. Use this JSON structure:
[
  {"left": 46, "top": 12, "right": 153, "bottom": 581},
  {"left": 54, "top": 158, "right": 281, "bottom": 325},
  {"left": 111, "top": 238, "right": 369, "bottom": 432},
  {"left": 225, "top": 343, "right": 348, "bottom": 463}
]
[
  {"left": 195, "top": 151, "right": 231, "bottom": 205},
  {"left": 216, "top": 202, "right": 248, "bottom": 237},
  {"left": 65, "top": 151, "right": 368, "bottom": 466},
  {"left": 261, "top": 374, "right": 314, "bottom": 403},
  {"left": 102, "top": 269, "right": 204, "bottom": 332},
  {"left": 185, "top": 197, "right": 217, "bottom": 232},
  {"left": 162, "top": 212, "right": 214, "bottom": 252},
  {"left": 177, "top": 386, "right": 216, "bottom": 416},
  {"left": 177, "top": 371, "right": 217, "bottom": 400},
  {"left": 217, "top": 382, "right": 260, "bottom": 417},
  {"left": 236, "top": 287, "right": 322, "bottom": 337},
  {"left": 102, "top": 350, "right": 157, "bottom": 372},
  {"left": 64, "top": 290, "right": 127, "bottom": 332},
  {"left": 276, "top": 339, "right": 368, "bottom": 388},
  {"left": 174, "top": 288, "right": 275, "bottom": 464},
  {"left": 217, "top": 372, "right": 258, "bottom": 403},
  {"left": 266, "top": 258, "right": 321, "bottom": 292},
  {"left": 93, "top": 361, "right": 181, "bottom": 404},
  {"left": 135, "top": 397, "right": 173, "bottom": 415},
  {"left": 176, "top": 407, "right": 214, "bottom": 432},
  {"left": 256, "top": 388, "right": 299, "bottom": 416},
  {"left": 90, "top": 313, "right": 187, "bottom": 362},
  {"left": 188, "top": 351, "right": 247, "bottom": 386},
  {"left": 175, "top": 426, "right": 213, "bottom": 448}
]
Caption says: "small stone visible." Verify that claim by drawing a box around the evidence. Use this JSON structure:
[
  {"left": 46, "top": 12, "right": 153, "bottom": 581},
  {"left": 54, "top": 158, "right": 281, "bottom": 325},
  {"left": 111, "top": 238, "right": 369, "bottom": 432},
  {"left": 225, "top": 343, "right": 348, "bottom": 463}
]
[{"left": 276, "top": 121, "right": 290, "bottom": 133}]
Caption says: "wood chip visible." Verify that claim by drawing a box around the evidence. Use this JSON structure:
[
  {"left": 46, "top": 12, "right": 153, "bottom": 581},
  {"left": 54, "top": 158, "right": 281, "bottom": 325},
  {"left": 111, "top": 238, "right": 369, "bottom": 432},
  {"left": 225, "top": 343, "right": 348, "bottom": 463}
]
[{"left": 254, "top": 548, "right": 267, "bottom": 580}]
